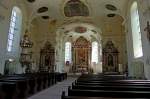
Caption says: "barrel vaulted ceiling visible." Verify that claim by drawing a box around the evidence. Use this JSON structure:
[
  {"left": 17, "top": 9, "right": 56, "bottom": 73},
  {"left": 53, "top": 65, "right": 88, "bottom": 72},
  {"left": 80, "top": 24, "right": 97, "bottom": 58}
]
[{"left": 24, "top": 0, "right": 128, "bottom": 27}]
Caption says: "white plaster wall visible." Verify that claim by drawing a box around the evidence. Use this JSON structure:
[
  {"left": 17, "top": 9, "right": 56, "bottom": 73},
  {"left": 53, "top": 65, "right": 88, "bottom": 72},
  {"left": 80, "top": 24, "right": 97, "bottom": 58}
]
[
  {"left": 125, "top": 0, "right": 150, "bottom": 79},
  {"left": 29, "top": 17, "right": 57, "bottom": 72},
  {"left": 0, "top": 0, "right": 28, "bottom": 74}
]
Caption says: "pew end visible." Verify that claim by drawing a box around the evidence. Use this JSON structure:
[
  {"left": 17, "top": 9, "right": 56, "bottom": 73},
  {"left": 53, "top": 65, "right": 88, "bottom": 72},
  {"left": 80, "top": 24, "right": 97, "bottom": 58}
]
[
  {"left": 61, "top": 91, "right": 65, "bottom": 99},
  {"left": 68, "top": 86, "right": 71, "bottom": 91}
]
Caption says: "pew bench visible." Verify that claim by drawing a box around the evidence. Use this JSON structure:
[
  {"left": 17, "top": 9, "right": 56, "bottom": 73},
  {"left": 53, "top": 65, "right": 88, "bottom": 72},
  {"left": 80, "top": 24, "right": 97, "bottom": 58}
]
[
  {"left": 74, "top": 82, "right": 150, "bottom": 87},
  {"left": 62, "top": 91, "right": 149, "bottom": 99},
  {"left": 68, "top": 88, "right": 150, "bottom": 98},
  {"left": 72, "top": 84, "right": 150, "bottom": 91},
  {"left": 0, "top": 82, "right": 18, "bottom": 99}
]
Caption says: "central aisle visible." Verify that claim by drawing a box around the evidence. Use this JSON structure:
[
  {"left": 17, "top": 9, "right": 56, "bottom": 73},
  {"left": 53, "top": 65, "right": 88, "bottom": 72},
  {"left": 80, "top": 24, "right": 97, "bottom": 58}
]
[{"left": 28, "top": 77, "right": 77, "bottom": 99}]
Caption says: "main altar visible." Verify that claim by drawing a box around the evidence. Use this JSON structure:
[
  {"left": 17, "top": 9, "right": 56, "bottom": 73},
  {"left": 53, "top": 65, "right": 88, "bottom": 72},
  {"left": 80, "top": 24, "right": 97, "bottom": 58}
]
[{"left": 72, "top": 36, "right": 91, "bottom": 73}]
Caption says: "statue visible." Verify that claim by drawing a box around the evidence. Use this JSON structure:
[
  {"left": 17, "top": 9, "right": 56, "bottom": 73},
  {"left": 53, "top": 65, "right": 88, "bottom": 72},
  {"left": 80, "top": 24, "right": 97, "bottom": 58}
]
[
  {"left": 108, "top": 54, "right": 113, "bottom": 66},
  {"left": 144, "top": 21, "right": 150, "bottom": 43}
]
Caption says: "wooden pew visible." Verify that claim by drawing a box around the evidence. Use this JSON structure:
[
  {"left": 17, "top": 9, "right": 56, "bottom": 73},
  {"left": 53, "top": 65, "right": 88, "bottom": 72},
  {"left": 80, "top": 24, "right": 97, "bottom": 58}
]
[
  {"left": 68, "top": 87, "right": 150, "bottom": 98},
  {"left": 74, "top": 81, "right": 150, "bottom": 87},
  {"left": 77, "top": 74, "right": 127, "bottom": 81},
  {"left": 1, "top": 74, "right": 37, "bottom": 95},
  {"left": 65, "top": 74, "right": 150, "bottom": 98},
  {"left": 0, "top": 84, "right": 4, "bottom": 99},
  {"left": 61, "top": 91, "right": 148, "bottom": 99},
  {"left": 72, "top": 84, "right": 150, "bottom": 91},
  {"left": 0, "top": 82, "right": 18, "bottom": 99},
  {"left": 0, "top": 77, "right": 29, "bottom": 99},
  {"left": 55, "top": 72, "right": 67, "bottom": 82},
  {"left": 0, "top": 72, "right": 67, "bottom": 99}
]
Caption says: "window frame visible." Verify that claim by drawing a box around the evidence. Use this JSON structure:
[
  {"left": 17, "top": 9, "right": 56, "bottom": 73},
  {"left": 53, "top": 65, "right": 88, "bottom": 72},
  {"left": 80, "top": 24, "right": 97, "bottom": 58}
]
[
  {"left": 130, "top": 1, "right": 143, "bottom": 58},
  {"left": 7, "top": 6, "right": 22, "bottom": 52},
  {"left": 65, "top": 42, "right": 72, "bottom": 63},
  {"left": 91, "top": 41, "right": 98, "bottom": 64}
]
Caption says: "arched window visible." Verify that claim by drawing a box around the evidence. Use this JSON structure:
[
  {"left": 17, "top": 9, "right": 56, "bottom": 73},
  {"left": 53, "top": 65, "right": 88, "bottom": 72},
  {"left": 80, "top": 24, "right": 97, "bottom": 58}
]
[
  {"left": 65, "top": 42, "right": 72, "bottom": 63},
  {"left": 92, "top": 41, "right": 98, "bottom": 63},
  {"left": 7, "top": 6, "right": 22, "bottom": 52},
  {"left": 130, "top": 2, "right": 143, "bottom": 58}
]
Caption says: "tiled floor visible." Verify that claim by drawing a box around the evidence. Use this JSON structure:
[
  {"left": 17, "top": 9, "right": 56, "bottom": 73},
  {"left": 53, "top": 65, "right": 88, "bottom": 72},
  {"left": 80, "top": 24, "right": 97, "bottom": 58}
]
[{"left": 28, "top": 77, "right": 77, "bottom": 99}]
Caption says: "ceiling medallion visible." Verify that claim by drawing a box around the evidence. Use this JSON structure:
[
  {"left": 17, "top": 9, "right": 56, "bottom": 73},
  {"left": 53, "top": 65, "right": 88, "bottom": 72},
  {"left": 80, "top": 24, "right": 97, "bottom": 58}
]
[
  {"left": 37, "top": 7, "right": 48, "bottom": 13},
  {"left": 105, "top": 4, "right": 117, "bottom": 11},
  {"left": 27, "top": 0, "right": 35, "bottom": 3},
  {"left": 75, "top": 26, "right": 87, "bottom": 33},
  {"left": 107, "top": 13, "right": 116, "bottom": 17},
  {"left": 91, "top": 30, "right": 97, "bottom": 34},
  {"left": 42, "top": 16, "right": 49, "bottom": 19}
]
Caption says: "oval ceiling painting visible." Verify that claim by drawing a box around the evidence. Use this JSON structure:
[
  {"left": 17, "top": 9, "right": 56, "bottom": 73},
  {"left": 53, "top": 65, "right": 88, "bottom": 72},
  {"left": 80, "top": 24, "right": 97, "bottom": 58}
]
[{"left": 64, "top": 0, "right": 89, "bottom": 17}]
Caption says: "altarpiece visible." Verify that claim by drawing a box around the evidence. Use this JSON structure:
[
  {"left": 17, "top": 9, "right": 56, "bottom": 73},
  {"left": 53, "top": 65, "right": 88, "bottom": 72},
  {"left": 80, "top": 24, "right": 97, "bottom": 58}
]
[
  {"left": 39, "top": 41, "right": 55, "bottom": 72},
  {"left": 102, "top": 41, "right": 119, "bottom": 73}
]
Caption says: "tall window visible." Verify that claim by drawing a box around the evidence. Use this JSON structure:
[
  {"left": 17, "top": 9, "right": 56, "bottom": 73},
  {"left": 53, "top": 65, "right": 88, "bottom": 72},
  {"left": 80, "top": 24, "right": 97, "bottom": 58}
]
[
  {"left": 130, "top": 2, "right": 143, "bottom": 58},
  {"left": 92, "top": 41, "right": 98, "bottom": 64},
  {"left": 7, "top": 7, "right": 22, "bottom": 52},
  {"left": 65, "top": 42, "right": 72, "bottom": 63}
]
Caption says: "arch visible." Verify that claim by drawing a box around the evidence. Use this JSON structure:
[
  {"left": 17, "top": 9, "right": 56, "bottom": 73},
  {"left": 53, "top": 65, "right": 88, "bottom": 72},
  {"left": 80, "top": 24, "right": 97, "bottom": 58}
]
[
  {"left": 55, "top": 22, "right": 102, "bottom": 72},
  {"left": 130, "top": 1, "right": 143, "bottom": 58}
]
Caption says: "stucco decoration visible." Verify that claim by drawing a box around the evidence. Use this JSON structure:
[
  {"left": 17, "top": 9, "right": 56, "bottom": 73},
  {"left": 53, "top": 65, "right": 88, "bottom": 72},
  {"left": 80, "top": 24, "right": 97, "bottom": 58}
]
[
  {"left": 64, "top": 0, "right": 89, "bottom": 17},
  {"left": 27, "top": 0, "right": 35, "bottom": 3},
  {"left": 105, "top": 4, "right": 117, "bottom": 11},
  {"left": 75, "top": 26, "right": 87, "bottom": 33}
]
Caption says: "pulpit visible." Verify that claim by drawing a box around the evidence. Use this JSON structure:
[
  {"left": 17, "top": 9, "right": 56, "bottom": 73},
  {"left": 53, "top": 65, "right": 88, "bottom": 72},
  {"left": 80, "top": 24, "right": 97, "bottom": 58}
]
[
  {"left": 102, "top": 41, "right": 119, "bottom": 73},
  {"left": 39, "top": 41, "right": 55, "bottom": 72}
]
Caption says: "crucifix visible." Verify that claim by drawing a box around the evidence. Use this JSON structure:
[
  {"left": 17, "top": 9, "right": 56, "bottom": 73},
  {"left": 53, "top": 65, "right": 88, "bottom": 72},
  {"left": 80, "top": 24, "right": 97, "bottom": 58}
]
[{"left": 144, "top": 21, "right": 150, "bottom": 42}]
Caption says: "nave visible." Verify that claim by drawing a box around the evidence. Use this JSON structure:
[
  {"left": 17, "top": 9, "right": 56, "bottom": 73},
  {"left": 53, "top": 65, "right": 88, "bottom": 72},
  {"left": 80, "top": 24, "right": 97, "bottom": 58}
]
[{"left": 1, "top": 0, "right": 150, "bottom": 98}]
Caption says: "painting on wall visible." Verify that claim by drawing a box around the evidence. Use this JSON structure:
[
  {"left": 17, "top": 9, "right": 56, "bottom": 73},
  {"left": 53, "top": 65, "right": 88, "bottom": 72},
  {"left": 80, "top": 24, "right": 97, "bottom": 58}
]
[{"left": 64, "top": 0, "right": 89, "bottom": 17}]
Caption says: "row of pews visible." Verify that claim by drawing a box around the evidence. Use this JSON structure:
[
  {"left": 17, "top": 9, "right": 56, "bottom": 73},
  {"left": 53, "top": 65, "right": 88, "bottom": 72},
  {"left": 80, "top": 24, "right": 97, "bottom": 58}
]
[
  {"left": 62, "top": 73, "right": 150, "bottom": 99},
  {"left": 0, "top": 72, "right": 67, "bottom": 99}
]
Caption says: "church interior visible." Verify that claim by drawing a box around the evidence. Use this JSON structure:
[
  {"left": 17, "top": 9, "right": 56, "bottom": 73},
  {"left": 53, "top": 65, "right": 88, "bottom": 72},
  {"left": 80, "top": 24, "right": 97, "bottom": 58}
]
[{"left": 0, "top": 0, "right": 150, "bottom": 99}]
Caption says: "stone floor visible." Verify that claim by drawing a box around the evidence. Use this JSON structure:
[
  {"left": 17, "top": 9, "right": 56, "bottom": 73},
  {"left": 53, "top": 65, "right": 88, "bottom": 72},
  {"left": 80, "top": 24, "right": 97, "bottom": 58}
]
[{"left": 28, "top": 77, "right": 77, "bottom": 99}]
